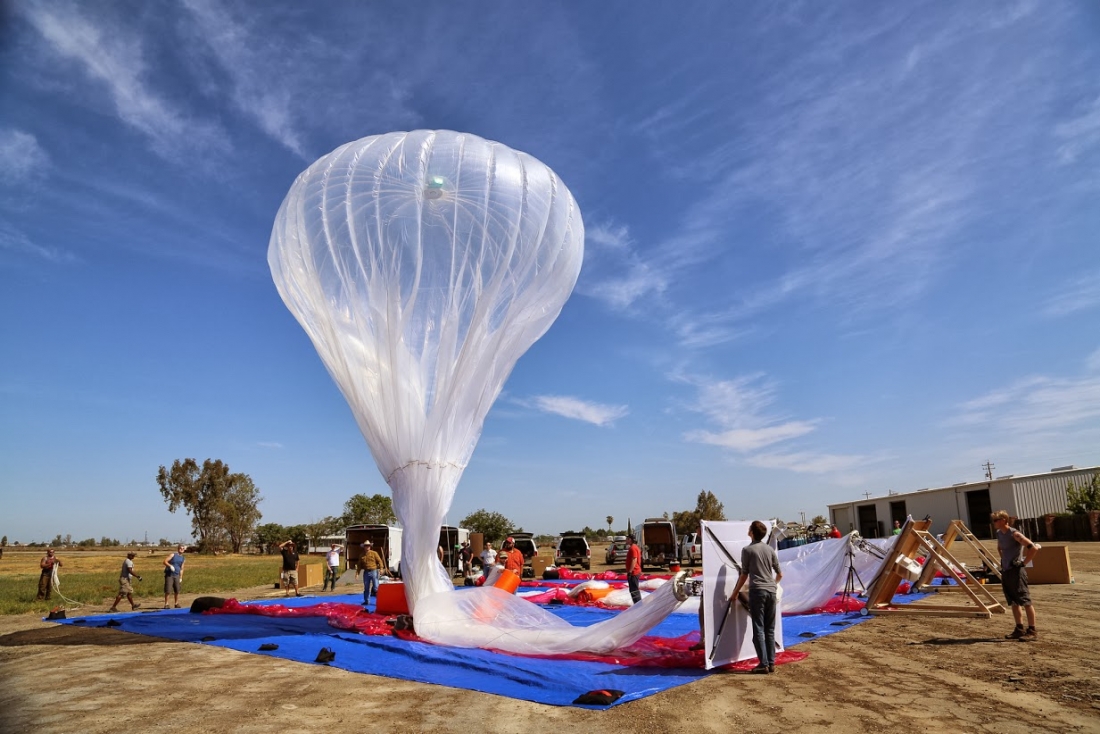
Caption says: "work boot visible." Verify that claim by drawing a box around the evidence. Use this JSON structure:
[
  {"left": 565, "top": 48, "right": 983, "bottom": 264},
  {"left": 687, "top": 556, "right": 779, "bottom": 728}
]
[
  {"left": 131, "top": 603, "right": 141, "bottom": 610},
  {"left": 1021, "top": 627, "right": 1037, "bottom": 642},
  {"left": 1005, "top": 625, "right": 1025, "bottom": 640}
]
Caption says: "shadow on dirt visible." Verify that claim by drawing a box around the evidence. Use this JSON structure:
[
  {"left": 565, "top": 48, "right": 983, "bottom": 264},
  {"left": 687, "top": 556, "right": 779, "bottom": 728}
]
[
  {"left": 0, "top": 624, "right": 179, "bottom": 647},
  {"left": 915, "top": 637, "right": 1005, "bottom": 646}
]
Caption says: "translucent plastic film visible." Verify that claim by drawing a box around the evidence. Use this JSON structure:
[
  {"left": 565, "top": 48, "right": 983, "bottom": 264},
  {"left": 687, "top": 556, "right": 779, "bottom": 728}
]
[{"left": 271, "top": 131, "right": 682, "bottom": 651}]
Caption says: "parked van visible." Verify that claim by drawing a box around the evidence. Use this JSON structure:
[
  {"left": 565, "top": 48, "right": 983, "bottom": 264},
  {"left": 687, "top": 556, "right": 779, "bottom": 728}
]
[
  {"left": 555, "top": 532, "right": 591, "bottom": 569},
  {"left": 638, "top": 518, "right": 677, "bottom": 569},
  {"left": 345, "top": 524, "right": 402, "bottom": 576}
]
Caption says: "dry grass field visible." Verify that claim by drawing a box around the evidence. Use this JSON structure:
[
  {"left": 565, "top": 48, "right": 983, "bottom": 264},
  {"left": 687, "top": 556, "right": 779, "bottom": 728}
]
[{"left": 1, "top": 542, "right": 1098, "bottom": 734}]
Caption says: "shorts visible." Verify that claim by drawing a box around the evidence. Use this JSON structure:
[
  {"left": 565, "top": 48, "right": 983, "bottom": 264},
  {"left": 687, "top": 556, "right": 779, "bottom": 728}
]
[
  {"left": 1001, "top": 566, "right": 1031, "bottom": 606},
  {"left": 284, "top": 570, "right": 298, "bottom": 584},
  {"left": 164, "top": 574, "right": 180, "bottom": 595},
  {"left": 118, "top": 577, "right": 133, "bottom": 595}
]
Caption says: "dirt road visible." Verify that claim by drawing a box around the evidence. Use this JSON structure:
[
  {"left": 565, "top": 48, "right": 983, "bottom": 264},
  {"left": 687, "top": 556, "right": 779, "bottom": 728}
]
[{"left": 2, "top": 543, "right": 1098, "bottom": 734}]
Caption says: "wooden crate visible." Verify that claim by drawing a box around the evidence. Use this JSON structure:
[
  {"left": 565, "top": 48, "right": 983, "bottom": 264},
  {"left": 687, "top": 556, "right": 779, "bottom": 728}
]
[{"left": 1028, "top": 545, "right": 1073, "bottom": 584}]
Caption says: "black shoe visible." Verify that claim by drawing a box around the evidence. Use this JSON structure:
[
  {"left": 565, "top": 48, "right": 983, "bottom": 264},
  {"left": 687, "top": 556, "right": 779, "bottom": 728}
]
[
  {"left": 768, "top": 664, "right": 776, "bottom": 673},
  {"left": 751, "top": 665, "right": 769, "bottom": 674}
]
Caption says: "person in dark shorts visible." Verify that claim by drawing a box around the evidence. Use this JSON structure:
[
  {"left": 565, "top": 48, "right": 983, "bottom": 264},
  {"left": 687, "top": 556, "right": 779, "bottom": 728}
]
[
  {"left": 163, "top": 545, "right": 186, "bottom": 609},
  {"left": 625, "top": 535, "right": 642, "bottom": 604},
  {"left": 992, "top": 510, "right": 1041, "bottom": 641},
  {"left": 278, "top": 540, "right": 301, "bottom": 597}
]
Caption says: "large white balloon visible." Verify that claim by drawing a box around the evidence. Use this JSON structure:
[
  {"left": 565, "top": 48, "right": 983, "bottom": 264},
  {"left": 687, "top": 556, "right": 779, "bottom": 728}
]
[{"left": 270, "top": 130, "right": 683, "bottom": 653}]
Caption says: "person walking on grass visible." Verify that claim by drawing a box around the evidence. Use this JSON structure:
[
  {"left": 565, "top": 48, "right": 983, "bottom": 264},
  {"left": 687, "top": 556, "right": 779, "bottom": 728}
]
[
  {"left": 37, "top": 548, "right": 61, "bottom": 601},
  {"left": 992, "top": 510, "right": 1041, "bottom": 641},
  {"left": 730, "top": 521, "right": 783, "bottom": 674},
  {"left": 109, "top": 552, "right": 143, "bottom": 612},
  {"left": 163, "top": 545, "right": 186, "bottom": 609},
  {"left": 278, "top": 540, "right": 301, "bottom": 597}
]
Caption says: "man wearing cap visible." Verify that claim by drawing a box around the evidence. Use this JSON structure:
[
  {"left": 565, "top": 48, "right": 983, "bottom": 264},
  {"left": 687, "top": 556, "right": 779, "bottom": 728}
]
[
  {"left": 459, "top": 541, "right": 473, "bottom": 579},
  {"left": 109, "top": 552, "right": 143, "bottom": 612},
  {"left": 278, "top": 540, "right": 301, "bottom": 597},
  {"left": 359, "top": 540, "right": 386, "bottom": 606},
  {"left": 501, "top": 537, "right": 523, "bottom": 576}
]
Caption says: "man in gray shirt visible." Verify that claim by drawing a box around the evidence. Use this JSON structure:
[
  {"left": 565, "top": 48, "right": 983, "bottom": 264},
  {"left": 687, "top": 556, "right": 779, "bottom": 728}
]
[{"left": 731, "top": 521, "right": 783, "bottom": 673}]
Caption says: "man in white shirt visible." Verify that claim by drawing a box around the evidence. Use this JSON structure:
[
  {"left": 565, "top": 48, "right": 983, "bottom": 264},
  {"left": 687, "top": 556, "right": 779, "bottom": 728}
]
[
  {"left": 480, "top": 542, "right": 497, "bottom": 580},
  {"left": 324, "top": 543, "right": 343, "bottom": 592}
]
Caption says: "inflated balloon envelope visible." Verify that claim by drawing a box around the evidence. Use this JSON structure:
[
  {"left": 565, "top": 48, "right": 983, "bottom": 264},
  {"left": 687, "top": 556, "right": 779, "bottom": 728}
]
[{"left": 269, "top": 130, "right": 686, "bottom": 654}]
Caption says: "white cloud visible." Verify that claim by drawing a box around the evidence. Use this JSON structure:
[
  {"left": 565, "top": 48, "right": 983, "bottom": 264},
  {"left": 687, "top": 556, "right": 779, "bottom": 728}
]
[
  {"left": 256, "top": 441, "right": 284, "bottom": 449},
  {"left": 1041, "top": 270, "right": 1100, "bottom": 317},
  {"left": 524, "top": 395, "right": 628, "bottom": 427},
  {"left": 180, "top": 0, "right": 306, "bottom": 157},
  {"left": 950, "top": 373, "right": 1100, "bottom": 434},
  {"left": 677, "top": 371, "right": 870, "bottom": 472},
  {"left": 744, "top": 451, "right": 870, "bottom": 474},
  {"left": 19, "top": 2, "right": 227, "bottom": 159},
  {"left": 0, "top": 129, "right": 49, "bottom": 181},
  {"left": 685, "top": 422, "right": 817, "bottom": 452},
  {"left": 0, "top": 222, "right": 78, "bottom": 264},
  {"left": 1055, "top": 95, "right": 1100, "bottom": 165},
  {"left": 579, "top": 220, "right": 670, "bottom": 310},
  {"left": 1087, "top": 348, "right": 1100, "bottom": 373}
]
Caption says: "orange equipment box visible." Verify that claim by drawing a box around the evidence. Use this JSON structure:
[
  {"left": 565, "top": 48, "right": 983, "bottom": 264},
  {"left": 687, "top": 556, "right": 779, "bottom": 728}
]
[{"left": 376, "top": 581, "right": 410, "bottom": 615}]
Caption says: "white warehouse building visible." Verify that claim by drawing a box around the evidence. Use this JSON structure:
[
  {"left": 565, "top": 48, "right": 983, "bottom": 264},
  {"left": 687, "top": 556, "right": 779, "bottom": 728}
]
[{"left": 828, "top": 464, "right": 1098, "bottom": 540}]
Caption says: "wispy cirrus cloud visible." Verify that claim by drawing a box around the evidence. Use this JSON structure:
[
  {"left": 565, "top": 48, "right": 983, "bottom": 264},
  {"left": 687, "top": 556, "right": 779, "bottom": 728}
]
[
  {"left": 0, "top": 129, "right": 50, "bottom": 182},
  {"left": 1041, "top": 270, "right": 1100, "bottom": 317},
  {"left": 521, "top": 395, "right": 628, "bottom": 427},
  {"left": 18, "top": 2, "right": 228, "bottom": 160},
  {"left": 677, "top": 371, "right": 870, "bottom": 473},
  {"left": 0, "top": 222, "right": 78, "bottom": 265},
  {"left": 579, "top": 221, "right": 669, "bottom": 310},
  {"left": 1055, "top": 95, "right": 1100, "bottom": 165},
  {"left": 949, "top": 373, "right": 1100, "bottom": 435},
  {"left": 180, "top": 0, "right": 307, "bottom": 158}
]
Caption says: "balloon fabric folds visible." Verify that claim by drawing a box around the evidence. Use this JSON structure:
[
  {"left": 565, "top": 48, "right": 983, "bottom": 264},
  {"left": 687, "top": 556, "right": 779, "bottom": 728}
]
[{"left": 270, "top": 131, "right": 685, "bottom": 654}]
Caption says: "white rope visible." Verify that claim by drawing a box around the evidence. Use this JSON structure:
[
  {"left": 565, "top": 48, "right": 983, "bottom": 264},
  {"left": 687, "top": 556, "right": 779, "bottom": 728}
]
[{"left": 49, "top": 563, "right": 83, "bottom": 611}]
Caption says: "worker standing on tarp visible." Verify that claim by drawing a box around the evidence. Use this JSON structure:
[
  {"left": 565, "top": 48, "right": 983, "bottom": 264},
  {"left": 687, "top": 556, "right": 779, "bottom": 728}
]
[
  {"left": 625, "top": 535, "right": 642, "bottom": 604},
  {"left": 730, "top": 521, "right": 783, "bottom": 674},
  {"left": 360, "top": 540, "right": 386, "bottom": 607}
]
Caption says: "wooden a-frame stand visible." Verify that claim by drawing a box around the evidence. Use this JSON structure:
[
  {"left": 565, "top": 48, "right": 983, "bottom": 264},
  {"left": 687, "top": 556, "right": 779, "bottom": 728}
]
[
  {"left": 862, "top": 519, "right": 1005, "bottom": 618},
  {"left": 913, "top": 519, "right": 1002, "bottom": 592}
]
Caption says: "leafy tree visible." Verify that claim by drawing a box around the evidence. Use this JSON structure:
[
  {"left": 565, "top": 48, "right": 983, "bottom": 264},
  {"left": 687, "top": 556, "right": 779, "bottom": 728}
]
[
  {"left": 812, "top": 515, "right": 828, "bottom": 526},
  {"left": 156, "top": 458, "right": 234, "bottom": 550},
  {"left": 0, "top": 535, "right": 6, "bottom": 547},
  {"left": 460, "top": 509, "right": 514, "bottom": 543},
  {"left": 606, "top": 515, "right": 614, "bottom": 533},
  {"left": 672, "top": 490, "right": 727, "bottom": 536},
  {"left": 1066, "top": 473, "right": 1100, "bottom": 514},
  {"left": 76, "top": 538, "right": 96, "bottom": 547},
  {"left": 216, "top": 473, "right": 264, "bottom": 553},
  {"left": 252, "top": 523, "right": 285, "bottom": 555},
  {"left": 304, "top": 516, "right": 345, "bottom": 548},
  {"left": 341, "top": 493, "right": 396, "bottom": 526}
]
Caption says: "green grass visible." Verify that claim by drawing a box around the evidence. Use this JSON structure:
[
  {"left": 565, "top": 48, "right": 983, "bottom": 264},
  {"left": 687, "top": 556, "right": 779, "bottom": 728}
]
[{"left": 0, "top": 552, "right": 288, "bottom": 615}]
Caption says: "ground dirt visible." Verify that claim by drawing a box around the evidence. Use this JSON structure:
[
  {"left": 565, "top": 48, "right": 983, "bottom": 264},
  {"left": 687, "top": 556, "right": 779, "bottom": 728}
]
[{"left": 2, "top": 542, "right": 1099, "bottom": 734}]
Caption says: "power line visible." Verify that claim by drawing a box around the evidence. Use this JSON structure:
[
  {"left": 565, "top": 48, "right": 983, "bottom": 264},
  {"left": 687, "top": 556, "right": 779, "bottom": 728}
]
[{"left": 982, "top": 461, "right": 995, "bottom": 481}]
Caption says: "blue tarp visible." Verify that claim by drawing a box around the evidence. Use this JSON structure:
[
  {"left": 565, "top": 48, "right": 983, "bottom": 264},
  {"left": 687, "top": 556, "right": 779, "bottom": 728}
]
[{"left": 53, "top": 592, "right": 868, "bottom": 708}]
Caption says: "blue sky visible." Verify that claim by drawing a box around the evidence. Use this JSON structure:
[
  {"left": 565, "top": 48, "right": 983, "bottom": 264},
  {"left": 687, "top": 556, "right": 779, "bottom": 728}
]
[{"left": 2, "top": 2, "right": 1098, "bottom": 544}]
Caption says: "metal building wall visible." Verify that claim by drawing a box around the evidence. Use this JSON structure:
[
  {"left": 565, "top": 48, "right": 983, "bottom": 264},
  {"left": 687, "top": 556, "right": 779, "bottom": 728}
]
[{"left": 1012, "top": 469, "right": 1098, "bottom": 518}]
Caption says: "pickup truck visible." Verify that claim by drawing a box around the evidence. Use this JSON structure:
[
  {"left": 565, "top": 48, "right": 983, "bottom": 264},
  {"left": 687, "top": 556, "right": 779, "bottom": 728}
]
[{"left": 555, "top": 533, "right": 591, "bottom": 570}]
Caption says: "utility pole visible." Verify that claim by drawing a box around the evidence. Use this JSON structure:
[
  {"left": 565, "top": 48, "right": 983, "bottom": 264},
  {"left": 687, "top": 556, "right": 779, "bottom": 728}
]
[
  {"left": 862, "top": 492, "right": 872, "bottom": 500},
  {"left": 983, "top": 461, "right": 995, "bottom": 481}
]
